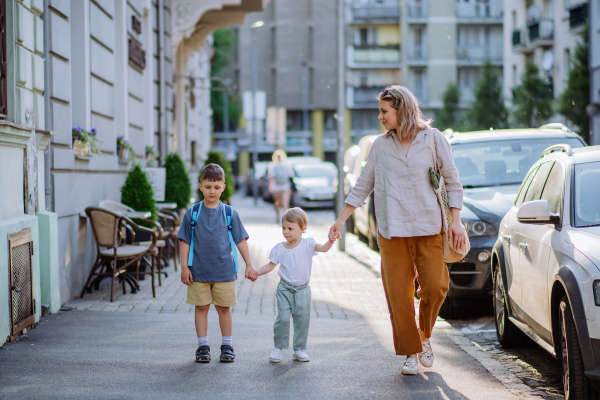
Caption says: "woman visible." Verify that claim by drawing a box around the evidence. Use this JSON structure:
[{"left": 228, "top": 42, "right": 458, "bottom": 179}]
[
  {"left": 329, "top": 85, "right": 466, "bottom": 375},
  {"left": 268, "top": 149, "right": 293, "bottom": 222}
]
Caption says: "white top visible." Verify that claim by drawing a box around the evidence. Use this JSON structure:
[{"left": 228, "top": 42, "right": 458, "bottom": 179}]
[{"left": 268, "top": 237, "right": 317, "bottom": 286}]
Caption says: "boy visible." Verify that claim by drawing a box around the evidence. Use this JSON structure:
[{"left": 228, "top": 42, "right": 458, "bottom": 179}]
[{"left": 178, "top": 164, "right": 258, "bottom": 363}]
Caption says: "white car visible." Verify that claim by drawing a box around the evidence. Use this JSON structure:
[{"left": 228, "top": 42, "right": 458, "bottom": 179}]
[{"left": 492, "top": 144, "right": 600, "bottom": 399}]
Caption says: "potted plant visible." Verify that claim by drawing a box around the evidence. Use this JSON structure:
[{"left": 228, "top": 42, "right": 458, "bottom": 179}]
[
  {"left": 199, "top": 151, "right": 235, "bottom": 204},
  {"left": 117, "top": 136, "right": 135, "bottom": 164},
  {"left": 72, "top": 126, "right": 100, "bottom": 157},
  {"left": 164, "top": 153, "right": 192, "bottom": 210},
  {"left": 145, "top": 145, "right": 158, "bottom": 166}
]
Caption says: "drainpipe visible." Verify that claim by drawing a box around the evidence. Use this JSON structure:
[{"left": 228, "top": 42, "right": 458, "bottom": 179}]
[{"left": 158, "top": 0, "right": 166, "bottom": 165}]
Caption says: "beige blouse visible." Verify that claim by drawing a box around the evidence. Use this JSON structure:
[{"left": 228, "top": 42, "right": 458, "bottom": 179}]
[{"left": 345, "top": 127, "right": 463, "bottom": 239}]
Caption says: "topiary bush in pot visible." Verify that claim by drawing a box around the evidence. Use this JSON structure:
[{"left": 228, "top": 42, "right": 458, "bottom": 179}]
[
  {"left": 164, "top": 153, "right": 192, "bottom": 209},
  {"left": 121, "top": 164, "right": 157, "bottom": 225},
  {"left": 198, "top": 151, "right": 235, "bottom": 204}
]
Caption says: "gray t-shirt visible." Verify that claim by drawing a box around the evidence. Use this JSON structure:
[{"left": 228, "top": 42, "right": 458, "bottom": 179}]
[{"left": 177, "top": 202, "right": 249, "bottom": 282}]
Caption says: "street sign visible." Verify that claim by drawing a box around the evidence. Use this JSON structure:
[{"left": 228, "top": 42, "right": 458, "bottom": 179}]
[{"left": 243, "top": 91, "right": 266, "bottom": 120}]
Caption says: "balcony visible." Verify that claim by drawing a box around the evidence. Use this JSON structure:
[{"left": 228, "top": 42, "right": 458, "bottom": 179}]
[
  {"left": 512, "top": 29, "right": 525, "bottom": 47},
  {"left": 568, "top": 2, "right": 587, "bottom": 30},
  {"left": 348, "top": 44, "right": 401, "bottom": 67},
  {"left": 456, "top": 45, "right": 503, "bottom": 62},
  {"left": 456, "top": 0, "right": 503, "bottom": 20},
  {"left": 407, "top": 0, "right": 428, "bottom": 19},
  {"left": 349, "top": 86, "right": 385, "bottom": 108},
  {"left": 407, "top": 43, "right": 428, "bottom": 62},
  {"left": 528, "top": 19, "right": 553, "bottom": 44},
  {"left": 350, "top": 5, "right": 400, "bottom": 23}
]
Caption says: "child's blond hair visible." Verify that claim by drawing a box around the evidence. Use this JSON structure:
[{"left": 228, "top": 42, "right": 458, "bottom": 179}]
[{"left": 282, "top": 207, "right": 309, "bottom": 229}]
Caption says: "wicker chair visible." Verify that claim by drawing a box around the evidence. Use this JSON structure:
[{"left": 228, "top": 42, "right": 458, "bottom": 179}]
[
  {"left": 82, "top": 207, "right": 158, "bottom": 302},
  {"left": 157, "top": 208, "right": 182, "bottom": 272}
]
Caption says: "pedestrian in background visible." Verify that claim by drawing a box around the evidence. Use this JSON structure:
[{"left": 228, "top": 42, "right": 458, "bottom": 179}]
[
  {"left": 329, "top": 85, "right": 466, "bottom": 375},
  {"left": 268, "top": 149, "right": 293, "bottom": 223},
  {"left": 253, "top": 207, "right": 336, "bottom": 363}
]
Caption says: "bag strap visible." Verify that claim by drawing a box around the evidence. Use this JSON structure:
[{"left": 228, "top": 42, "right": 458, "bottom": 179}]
[
  {"left": 429, "top": 130, "right": 440, "bottom": 174},
  {"left": 222, "top": 205, "right": 239, "bottom": 274},
  {"left": 187, "top": 201, "right": 203, "bottom": 267}
]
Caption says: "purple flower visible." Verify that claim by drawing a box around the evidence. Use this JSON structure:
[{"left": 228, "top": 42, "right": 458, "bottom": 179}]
[
  {"left": 117, "top": 136, "right": 124, "bottom": 141},
  {"left": 89, "top": 127, "right": 97, "bottom": 135},
  {"left": 72, "top": 125, "right": 82, "bottom": 133}
]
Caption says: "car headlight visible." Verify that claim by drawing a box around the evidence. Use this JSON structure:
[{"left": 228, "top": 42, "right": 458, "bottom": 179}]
[
  {"left": 462, "top": 220, "right": 497, "bottom": 237},
  {"left": 594, "top": 281, "right": 600, "bottom": 306}
]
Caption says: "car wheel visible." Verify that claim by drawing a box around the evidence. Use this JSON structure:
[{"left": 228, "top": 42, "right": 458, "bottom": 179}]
[
  {"left": 559, "top": 295, "right": 600, "bottom": 399},
  {"left": 494, "top": 265, "right": 528, "bottom": 347}
]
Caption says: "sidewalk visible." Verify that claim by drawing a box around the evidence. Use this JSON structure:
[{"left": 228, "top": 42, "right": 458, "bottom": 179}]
[{"left": 0, "top": 194, "right": 537, "bottom": 399}]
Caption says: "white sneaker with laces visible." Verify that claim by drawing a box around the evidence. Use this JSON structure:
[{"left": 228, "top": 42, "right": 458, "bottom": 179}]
[
  {"left": 418, "top": 338, "right": 434, "bottom": 368},
  {"left": 401, "top": 357, "right": 419, "bottom": 375},
  {"left": 292, "top": 350, "right": 310, "bottom": 362},
  {"left": 269, "top": 347, "right": 282, "bottom": 363}
]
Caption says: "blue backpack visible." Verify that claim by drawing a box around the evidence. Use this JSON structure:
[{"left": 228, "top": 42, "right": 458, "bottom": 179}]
[{"left": 187, "top": 201, "right": 238, "bottom": 273}]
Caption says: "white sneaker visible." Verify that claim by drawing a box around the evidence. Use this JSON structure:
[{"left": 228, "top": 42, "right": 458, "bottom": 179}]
[
  {"left": 269, "top": 347, "right": 282, "bottom": 363},
  {"left": 292, "top": 350, "right": 310, "bottom": 362},
  {"left": 418, "top": 338, "right": 434, "bottom": 368},
  {"left": 401, "top": 357, "right": 419, "bottom": 375}
]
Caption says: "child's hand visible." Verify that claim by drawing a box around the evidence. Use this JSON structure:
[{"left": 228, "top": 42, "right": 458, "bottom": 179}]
[
  {"left": 181, "top": 267, "right": 193, "bottom": 285},
  {"left": 328, "top": 231, "right": 337, "bottom": 243},
  {"left": 245, "top": 266, "right": 258, "bottom": 281}
]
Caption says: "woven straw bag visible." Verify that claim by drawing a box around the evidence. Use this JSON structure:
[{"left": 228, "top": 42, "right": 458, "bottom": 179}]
[{"left": 428, "top": 132, "right": 470, "bottom": 263}]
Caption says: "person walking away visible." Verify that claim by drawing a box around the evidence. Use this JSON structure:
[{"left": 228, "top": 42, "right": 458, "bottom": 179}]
[
  {"left": 178, "top": 163, "right": 259, "bottom": 363},
  {"left": 253, "top": 207, "right": 336, "bottom": 362},
  {"left": 268, "top": 149, "right": 293, "bottom": 222},
  {"left": 329, "top": 85, "right": 466, "bottom": 375}
]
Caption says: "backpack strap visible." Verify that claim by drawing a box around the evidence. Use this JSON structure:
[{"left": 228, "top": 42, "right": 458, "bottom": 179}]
[
  {"left": 223, "top": 205, "right": 239, "bottom": 274},
  {"left": 187, "top": 201, "right": 203, "bottom": 267}
]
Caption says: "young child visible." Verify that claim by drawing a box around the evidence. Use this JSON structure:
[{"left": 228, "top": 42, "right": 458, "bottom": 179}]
[
  {"left": 255, "top": 207, "right": 336, "bottom": 362},
  {"left": 178, "top": 164, "right": 258, "bottom": 363}
]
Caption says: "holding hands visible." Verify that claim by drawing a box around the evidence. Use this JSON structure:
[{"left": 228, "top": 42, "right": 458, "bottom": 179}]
[{"left": 245, "top": 265, "right": 258, "bottom": 282}]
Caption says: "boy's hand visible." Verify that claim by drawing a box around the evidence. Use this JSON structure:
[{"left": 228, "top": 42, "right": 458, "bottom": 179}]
[
  {"left": 181, "top": 267, "right": 193, "bottom": 285},
  {"left": 245, "top": 265, "right": 258, "bottom": 281}
]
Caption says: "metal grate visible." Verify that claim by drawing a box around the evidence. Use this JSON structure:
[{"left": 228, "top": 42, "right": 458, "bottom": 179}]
[
  {"left": 11, "top": 243, "right": 33, "bottom": 325},
  {"left": 8, "top": 229, "right": 35, "bottom": 339}
]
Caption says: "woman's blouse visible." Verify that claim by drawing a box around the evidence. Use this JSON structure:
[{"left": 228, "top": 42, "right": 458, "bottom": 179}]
[{"left": 345, "top": 127, "right": 463, "bottom": 239}]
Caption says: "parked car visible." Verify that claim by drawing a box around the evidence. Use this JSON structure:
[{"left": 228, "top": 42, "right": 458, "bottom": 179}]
[
  {"left": 290, "top": 162, "right": 338, "bottom": 209},
  {"left": 492, "top": 144, "right": 600, "bottom": 399},
  {"left": 261, "top": 156, "right": 324, "bottom": 203},
  {"left": 345, "top": 124, "right": 586, "bottom": 318}
]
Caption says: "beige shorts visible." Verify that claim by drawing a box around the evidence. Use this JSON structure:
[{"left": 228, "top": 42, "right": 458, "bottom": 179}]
[{"left": 186, "top": 281, "right": 237, "bottom": 307}]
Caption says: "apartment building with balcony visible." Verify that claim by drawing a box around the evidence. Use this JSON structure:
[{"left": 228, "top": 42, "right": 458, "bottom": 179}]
[
  {"left": 345, "top": 0, "right": 401, "bottom": 140},
  {"left": 504, "top": 0, "right": 588, "bottom": 124},
  {"left": 400, "top": 0, "right": 504, "bottom": 120}
]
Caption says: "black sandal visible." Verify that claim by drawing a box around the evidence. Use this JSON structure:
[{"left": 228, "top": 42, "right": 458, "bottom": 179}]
[
  {"left": 220, "top": 345, "right": 235, "bottom": 362},
  {"left": 196, "top": 345, "right": 211, "bottom": 363}
]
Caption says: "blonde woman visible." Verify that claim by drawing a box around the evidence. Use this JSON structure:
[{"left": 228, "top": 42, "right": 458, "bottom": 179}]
[
  {"left": 268, "top": 149, "right": 293, "bottom": 222},
  {"left": 329, "top": 85, "right": 466, "bottom": 375}
]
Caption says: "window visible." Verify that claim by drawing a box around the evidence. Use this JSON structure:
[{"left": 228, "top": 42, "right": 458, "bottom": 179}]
[
  {"left": 0, "top": 0, "right": 6, "bottom": 119},
  {"left": 565, "top": 49, "right": 571, "bottom": 75},
  {"left": 512, "top": 65, "right": 517, "bottom": 86},
  {"left": 515, "top": 166, "right": 539, "bottom": 207},
  {"left": 523, "top": 162, "right": 554, "bottom": 203},
  {"left": 574, "top": 162, "right": 600, "bottom": 227},
  {"left": 540, "top": 162, "right": 564, "bottom": 215},
  {"left": 270, "top": 27, "right": 276, "bottom": 63}
]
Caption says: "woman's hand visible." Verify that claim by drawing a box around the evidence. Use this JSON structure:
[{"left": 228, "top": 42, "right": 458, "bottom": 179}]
[
  {"left": 329, "top": 220, "right": 345, "bottom": 240},
  {"left": 448, "top": 219, "right": 466, "bottom": 250}
]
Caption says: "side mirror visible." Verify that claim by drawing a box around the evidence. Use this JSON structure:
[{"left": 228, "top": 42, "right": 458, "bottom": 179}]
[{"left": 517, "top": 200, "right": 560, "bottom": 228}]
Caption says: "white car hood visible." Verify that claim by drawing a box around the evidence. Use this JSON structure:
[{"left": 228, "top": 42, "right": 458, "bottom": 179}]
[{"left": 565, "top": 227, "right": 600, "bottom": 271}]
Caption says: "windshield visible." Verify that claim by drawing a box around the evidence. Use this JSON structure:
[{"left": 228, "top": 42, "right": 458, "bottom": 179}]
[
  {"left": 452, "top": 138, "right": 584, "bottom": 188},
  {"left": 574, "top": 162, "right": 600, "bottom": 228},
  {"left": 294, "top": 164, "right": 337, "bottom": 178}
]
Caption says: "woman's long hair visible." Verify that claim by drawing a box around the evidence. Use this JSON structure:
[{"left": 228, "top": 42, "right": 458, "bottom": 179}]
[{"left": 377, "top": 85, "right": 431, "bottom": 141}]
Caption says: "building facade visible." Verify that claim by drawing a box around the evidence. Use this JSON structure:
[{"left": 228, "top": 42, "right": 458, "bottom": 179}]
[
  {"left": 589, "top": 0, "right": 600, "bottom": 144},
  {"left": 503, "top": 0, "right": 588, "bottom": 127},
  {"left": 0, "top": 0, "right": 266, "bottom": 346}
]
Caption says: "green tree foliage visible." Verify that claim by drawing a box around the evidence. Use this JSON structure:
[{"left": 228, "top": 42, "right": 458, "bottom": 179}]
[
  {"left": 164, "top": 153, "right": 191, "bottom": 209},
  {"left": 198, "top": 151, "right": 235, "bottom": 204},
  {"left": 512, "top": 60, "right": 553, "bottom": 128},
  {"left": 435, "top": 83, "right": 461, "bottom": 131},
  {"left": 559, "top": 25, "right": 589, "bottom": 142},
  {"left": 121, "top": 164, "right": 157, "bottom": 222},
  {"left": 211, "top": 29, "right": 241, "bottom": 131},
  {"left": 464, "top": 61, "right": 508, "bottom": 130}
]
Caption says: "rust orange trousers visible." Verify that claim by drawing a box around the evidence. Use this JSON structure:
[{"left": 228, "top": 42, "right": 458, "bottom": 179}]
[{"left": 378, "top": 232, "right": 449, "bottom": 356}]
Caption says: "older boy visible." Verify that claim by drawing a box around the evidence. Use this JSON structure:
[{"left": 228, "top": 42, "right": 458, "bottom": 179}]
[{"left": 178, "top": 164, "right": 257, "bottom": 363}]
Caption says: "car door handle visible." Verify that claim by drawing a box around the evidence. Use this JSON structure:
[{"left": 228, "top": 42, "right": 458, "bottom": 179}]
[
  {"left": 518, "top": 242, "right": 528, "bottom": 250},
  {"left": 503, "top": 235, "right": 511, "bottom": 242}
]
